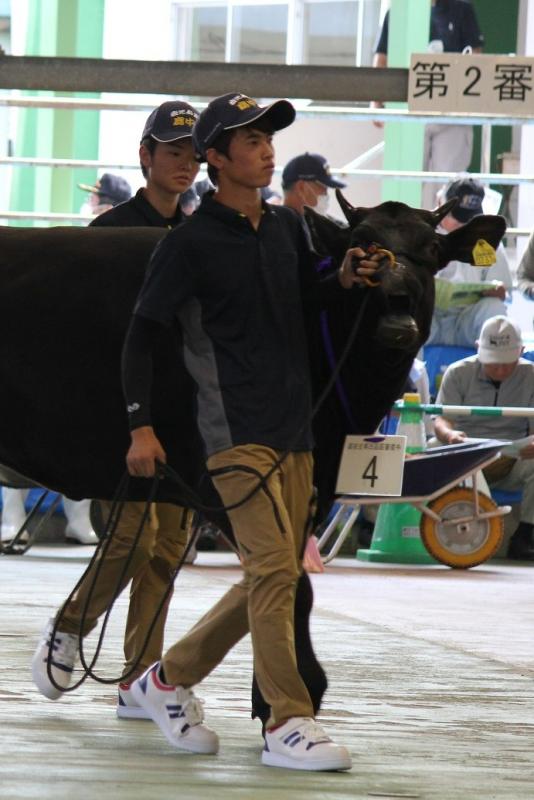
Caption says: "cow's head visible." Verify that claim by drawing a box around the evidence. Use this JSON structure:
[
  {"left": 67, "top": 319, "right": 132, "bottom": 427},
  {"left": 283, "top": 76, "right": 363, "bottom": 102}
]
[{"left": 304, "top": 191, "right": 507, "bottom": 349}]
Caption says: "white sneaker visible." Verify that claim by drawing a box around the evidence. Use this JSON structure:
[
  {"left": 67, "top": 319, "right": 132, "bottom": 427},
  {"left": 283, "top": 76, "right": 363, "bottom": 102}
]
[
  {"left": 63, "top": 498, "right": 99, "bottom": 545},
  {"left": 117, "top": 682, "right": 152, "bottom": 720},
  {"left": 262, "top": 717, "right": 352, "bottom": 771},
  {"left": 130, "top": 662, "right": 219, "bottom": 754},
  {"left": 64, "top": 522, "right": 99, "bottom": 545},
  {"left": 31, "top": 619, "right": 78, "bottom": 700},
  {"left": 184, "top": 543, "right": 197, "bottom": 564}
]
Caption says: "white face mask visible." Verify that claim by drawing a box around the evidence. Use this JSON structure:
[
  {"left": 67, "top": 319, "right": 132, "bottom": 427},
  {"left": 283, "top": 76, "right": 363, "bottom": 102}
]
[{"left": 314, "top": 193, "right": 329, "bottom": 215}]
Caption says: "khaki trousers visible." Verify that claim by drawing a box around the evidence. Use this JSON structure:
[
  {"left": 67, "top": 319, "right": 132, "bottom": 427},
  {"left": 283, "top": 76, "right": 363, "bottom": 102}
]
[
  {"left": 162, "top": 445, "right": 315, "bottom": 728},
  {"left": 59, "top": 501, "right": 191, "bottom": 679}
]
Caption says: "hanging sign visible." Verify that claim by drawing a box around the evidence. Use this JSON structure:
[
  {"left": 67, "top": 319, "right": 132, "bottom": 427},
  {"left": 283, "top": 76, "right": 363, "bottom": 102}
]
[
  {"left": 408, "top": 53, "right": 534, "bottom": 117},
  {"left": 335, "top": 435, "right": 407, "bottom": 496}
]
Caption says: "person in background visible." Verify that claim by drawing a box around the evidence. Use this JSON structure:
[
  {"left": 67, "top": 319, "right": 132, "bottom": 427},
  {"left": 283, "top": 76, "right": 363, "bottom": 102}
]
[
  {"left": 179, "top": 186, "right": 199, "bottom": 216},
  {"left": 194, "top": 176, "right": 214, "bottom": 201},
  {"left": 371, "top": 0, "right": 484, "bottom": 209},
  {"left": 31, "top": 99, "right": 201, "bottom": 720},
  {"left": 434, "top": 316, "right": 534, "bottom": 561},
  {"left": 0, "top": 487, "right": 98, "bottom": 545},
  {"left": 79, "top": 172, "right": 132, "bottom": 216},
  {"left": 261, "top": 185, "right": 282, "bottom": 205},
  {"left": 282, "top": 152, "right": 346, "bottom": 216},
  {"left": 427, "top": 177, "right": 512, "bottom": 347}
]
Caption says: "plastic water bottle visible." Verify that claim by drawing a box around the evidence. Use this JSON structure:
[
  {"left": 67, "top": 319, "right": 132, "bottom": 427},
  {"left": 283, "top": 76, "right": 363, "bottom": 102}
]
[{"left": 397, "top": 392, "right": 426, "bottom": 454}]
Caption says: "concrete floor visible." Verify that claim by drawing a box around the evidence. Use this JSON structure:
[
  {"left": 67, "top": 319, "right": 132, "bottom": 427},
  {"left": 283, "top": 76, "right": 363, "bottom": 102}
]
[{"left": 1, "top": 545, "right": 534, "bottom": 800}]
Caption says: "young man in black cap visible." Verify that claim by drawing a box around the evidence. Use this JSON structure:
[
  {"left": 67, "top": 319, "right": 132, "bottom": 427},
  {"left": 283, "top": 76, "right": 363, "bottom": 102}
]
[
  {"left": 122, "top": 92, "right": 378, "bottom": 771},
  {"left": 31, "top": 100, "right": 201, "bottom": 720},
  {"left": 282, "top": 152, "right": 346, "bottom": 216},
  {"left": 90, "top": 101, "right": 200, "bottom": 228}
]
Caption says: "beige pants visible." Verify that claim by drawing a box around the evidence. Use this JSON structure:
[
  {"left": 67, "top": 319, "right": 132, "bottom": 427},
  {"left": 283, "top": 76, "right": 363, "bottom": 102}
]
[
  {"left": 162, "top": 445, "right": 315, "bottom": 728},
  {"left": 59, "top": 501, "right": 191, "bottom": 679}
]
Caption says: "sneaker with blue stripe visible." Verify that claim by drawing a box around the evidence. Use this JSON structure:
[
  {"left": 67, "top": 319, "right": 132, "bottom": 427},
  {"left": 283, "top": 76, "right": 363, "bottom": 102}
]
[
  {"left": 262, "top": 717, "right": 352, "bottom": 771},
  {"left": 117, "top": 682, "right": 152, "bottom": 720},
  {"left": 130, "top": 662, "right": 219, "bottom": 754},
  {"left": 31, "top": 618, "right": 78, "bottom": 700}
]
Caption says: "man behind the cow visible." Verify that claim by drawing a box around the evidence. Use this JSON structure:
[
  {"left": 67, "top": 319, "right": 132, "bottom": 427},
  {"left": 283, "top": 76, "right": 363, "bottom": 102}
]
[
  {"left": 120, "top": 92, "right": 380, "bottom": 771},
  {"left": 32, "top": 100, "right": 201, "bottom": 719},
  {"left": 427, "top": 178, "right": 513, "bottom": 348},
  {"left": 282, "top": 152, "right": 345, "bottom": 216},
  {"left": 434, "top": 316, "right": 534, "bottom": 560}
]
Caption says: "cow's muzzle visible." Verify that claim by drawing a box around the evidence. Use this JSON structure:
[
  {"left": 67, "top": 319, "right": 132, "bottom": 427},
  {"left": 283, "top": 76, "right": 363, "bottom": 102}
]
[{"left": 374, "top": 313, "right": 420, "bottom": 350}]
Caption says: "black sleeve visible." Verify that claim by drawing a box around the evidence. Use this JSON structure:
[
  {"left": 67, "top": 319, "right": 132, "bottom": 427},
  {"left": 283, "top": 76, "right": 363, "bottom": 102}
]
[
  {"left": 374, "top": 11, "right": 389, "bottom": 54},
  {"left": 134, "top": 230, "right": 195, "bottom": 326},
  {"left": 121, "top": 314, "right": 168, "bottom": 431}
]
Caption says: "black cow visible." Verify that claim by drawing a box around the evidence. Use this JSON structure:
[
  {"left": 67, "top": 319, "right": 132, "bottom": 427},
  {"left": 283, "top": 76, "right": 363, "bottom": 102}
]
[
  {"left": 0, "top": 197, "right": 505, "bottom": 510},
  {"left": 303, "top": 192, "right": 506, "bottom": 519},
  {"left": 0, "top": 196, "right": 505, "bottom": 724}
]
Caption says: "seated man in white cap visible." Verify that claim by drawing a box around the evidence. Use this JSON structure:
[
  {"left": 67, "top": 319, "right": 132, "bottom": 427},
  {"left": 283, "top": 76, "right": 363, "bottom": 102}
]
[
  {"left": 433, "top": 316, "right": 534, "bottom": 560},
  {"left": 282, "top": 152, "right": 345, "bottom": 216},
  {"left": 428, "top": 177, "right": 512, "bottom": 347}
]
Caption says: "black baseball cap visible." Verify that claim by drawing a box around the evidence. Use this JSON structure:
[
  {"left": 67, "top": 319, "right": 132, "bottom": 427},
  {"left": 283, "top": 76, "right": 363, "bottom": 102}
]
[
  {"left": 192, "top": 92, "right": 295, "bottom": 160},
  {"left": 445, "top": 177, "right": 485, "bottom": 223},
  {"left": 141, "top": 100, "right": 200, "bottom": 143},
  {"left": 78, "top": 173, "right": 132, "bottom": 206},
  {"left": 281, "top": 152, "right": 346, "bottom": 190}
]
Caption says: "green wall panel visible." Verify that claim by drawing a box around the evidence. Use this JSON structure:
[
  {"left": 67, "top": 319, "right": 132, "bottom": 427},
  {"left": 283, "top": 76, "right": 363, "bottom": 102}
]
[
  {"left": 10, "top": 0, "right": 104, "bottom": 225},
  {"left": 382, "top": 0, "right": 429, "bottom": 205},
  {"left": 469, "top": 0, "right": 520, "bottom": 182}
]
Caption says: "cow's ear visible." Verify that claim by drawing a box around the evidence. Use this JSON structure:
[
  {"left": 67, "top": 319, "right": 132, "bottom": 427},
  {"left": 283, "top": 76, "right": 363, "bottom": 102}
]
[
  {"left": 416, "top": 198, "right": 459, "bottom": 228},
  {"left": 303, "top": 205, "right": 352, "bottom": 263},
  {"left": 335, "top": 189, "right": 370, "bottom": 227},
  {"left": 437, "top": 214, "right": 507, "bottom": 269}
]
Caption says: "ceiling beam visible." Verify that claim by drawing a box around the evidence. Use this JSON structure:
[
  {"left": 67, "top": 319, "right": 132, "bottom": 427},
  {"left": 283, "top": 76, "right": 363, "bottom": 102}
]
[{"left": 0, "top": 55, "right": 407, "bottom": 102}]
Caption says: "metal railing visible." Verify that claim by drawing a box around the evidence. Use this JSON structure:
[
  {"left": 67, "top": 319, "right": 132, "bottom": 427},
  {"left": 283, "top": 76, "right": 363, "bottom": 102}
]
[{"left": 0, "top": 54, "right": 532, "bottom": 228}]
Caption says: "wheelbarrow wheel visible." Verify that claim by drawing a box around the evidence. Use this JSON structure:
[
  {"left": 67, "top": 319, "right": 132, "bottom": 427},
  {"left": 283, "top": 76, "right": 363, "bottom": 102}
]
[{"left": 421, "top": 487, "right": 503, "bottom": 569}]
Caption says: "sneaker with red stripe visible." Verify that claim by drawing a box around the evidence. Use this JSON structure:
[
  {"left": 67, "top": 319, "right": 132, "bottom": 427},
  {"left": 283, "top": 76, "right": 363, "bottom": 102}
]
[
  {"left": 117, "top": 682, "right": 152, "bottom": 720},
  {"left": 130, "top": 662, "right": 219, "bottom": 754}
]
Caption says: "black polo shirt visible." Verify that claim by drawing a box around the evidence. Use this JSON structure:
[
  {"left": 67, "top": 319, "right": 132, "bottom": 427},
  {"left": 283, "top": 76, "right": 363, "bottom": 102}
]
[
  {"left": 375, "top": 0, "right": 484, "bottom": 55},
  {"left": 131, "top": 193, "right": 342, "bottom": 456},
  {"left": 89, "top": 188, "right": 182, "bottom": 229}
]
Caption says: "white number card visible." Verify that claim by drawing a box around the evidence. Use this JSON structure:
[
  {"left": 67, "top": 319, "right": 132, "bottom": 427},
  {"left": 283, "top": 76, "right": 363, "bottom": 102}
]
[{"left": 335, "top": 435, "right": 406, "bottom": 496}]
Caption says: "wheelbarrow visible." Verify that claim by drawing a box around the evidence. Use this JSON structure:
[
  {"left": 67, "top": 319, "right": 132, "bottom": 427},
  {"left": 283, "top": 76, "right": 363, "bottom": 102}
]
[{"left": 317, "top": 438, "right": 510, "bottom": 569}]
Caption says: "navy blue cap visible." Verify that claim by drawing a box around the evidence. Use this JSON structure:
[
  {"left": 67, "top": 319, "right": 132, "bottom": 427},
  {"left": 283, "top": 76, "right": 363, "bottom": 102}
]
[
  {"left": 281, "top": 153, "right": 346, "bottom": 189},
  {"left": 192, "top": 93, "right": 295, "bottom": 160},
  {"left": 141, "top": 100, "right": 200, "bottom": 143},
  {"left": 78, "top": 173, "right": 132, "bottom": 206},
  {"left": 445, "top": 177, "right": 485, "bottom": 223}
]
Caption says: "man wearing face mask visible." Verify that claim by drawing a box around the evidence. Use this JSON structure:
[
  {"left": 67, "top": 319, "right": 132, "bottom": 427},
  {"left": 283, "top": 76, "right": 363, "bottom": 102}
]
[{"left": 282, "top": 152, "right": 346, "bottom": 216}]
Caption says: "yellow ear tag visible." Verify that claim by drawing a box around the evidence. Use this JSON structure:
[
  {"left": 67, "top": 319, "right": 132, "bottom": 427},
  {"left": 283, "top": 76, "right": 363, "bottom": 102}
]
[{"left": 472, "top": 239, "right": 496, "bottom": 267}]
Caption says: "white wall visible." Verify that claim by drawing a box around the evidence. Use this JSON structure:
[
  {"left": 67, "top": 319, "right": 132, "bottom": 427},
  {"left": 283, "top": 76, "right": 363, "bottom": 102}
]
[{"left": 98, "top": 0, "right": 181, "bottom": 193}]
